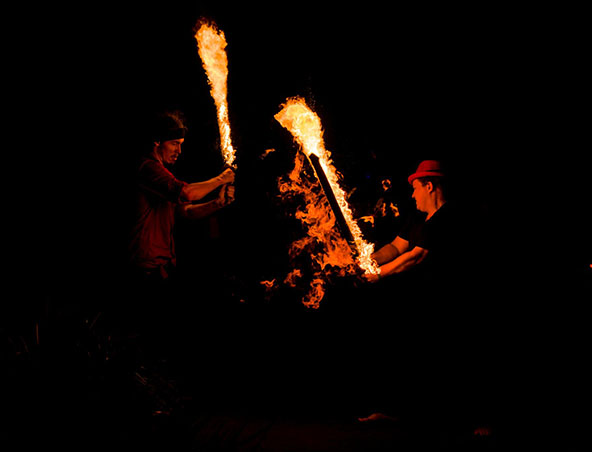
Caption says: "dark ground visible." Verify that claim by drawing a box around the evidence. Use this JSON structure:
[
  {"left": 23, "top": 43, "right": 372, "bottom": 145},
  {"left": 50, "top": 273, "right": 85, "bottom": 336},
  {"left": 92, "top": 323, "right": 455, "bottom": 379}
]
[{"left": 6, "top": 1, "right": 590, "bottom": 450}]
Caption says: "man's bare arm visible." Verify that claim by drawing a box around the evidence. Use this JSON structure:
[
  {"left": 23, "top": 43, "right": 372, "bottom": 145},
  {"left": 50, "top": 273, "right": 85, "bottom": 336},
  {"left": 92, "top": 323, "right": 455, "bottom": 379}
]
[
  {"left": 177, "top": 185, "right": 234, "bottom": 220},
  {"left": 181, "top": 168, "right": 234, "bottom": 202},
  {"left": 372, "top": 236, "right": 409, "bottom": 265},
  {"left": 378, "top": 246, "right": 428, "bottom": 277}
]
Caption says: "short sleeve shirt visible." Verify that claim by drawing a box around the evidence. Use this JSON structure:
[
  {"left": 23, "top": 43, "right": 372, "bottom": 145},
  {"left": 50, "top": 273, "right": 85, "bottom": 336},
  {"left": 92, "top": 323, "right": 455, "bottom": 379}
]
[{"left": 398, "top": 202, "right": 457, "bottom": 274}]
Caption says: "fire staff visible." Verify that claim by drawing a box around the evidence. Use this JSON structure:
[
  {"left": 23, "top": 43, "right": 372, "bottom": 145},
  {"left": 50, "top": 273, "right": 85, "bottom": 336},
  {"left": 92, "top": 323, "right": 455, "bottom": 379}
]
[{"left": 129, "top": 110, "right": 235, "bottom": 283}]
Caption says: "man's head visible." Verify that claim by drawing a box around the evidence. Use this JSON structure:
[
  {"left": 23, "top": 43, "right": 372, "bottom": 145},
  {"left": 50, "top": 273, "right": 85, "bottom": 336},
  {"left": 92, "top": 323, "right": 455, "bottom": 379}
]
[
  {"left": 408, "top": 160, "right": 446, "bottom": 214},
  {"left": 152, "top": 111, "right": 187, "bottom": 166},
  {"left": 155, "top": 138, "right": 185, "bottom": 166}
]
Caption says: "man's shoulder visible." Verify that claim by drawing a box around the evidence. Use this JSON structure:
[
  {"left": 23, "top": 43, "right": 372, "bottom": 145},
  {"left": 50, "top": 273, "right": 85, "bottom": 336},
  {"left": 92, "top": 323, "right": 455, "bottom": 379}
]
[
  {"left": 138, "top": 153, "right": 161, "bottom": 170},
  {"left": 425, "top": 202, "right": 465, "bottom": 243},
  {"left": 138, "top": 154, "right": 174, "bottom": 179},
  {"left": 431, "top": 201, "right": 461, "bottom": 223}
]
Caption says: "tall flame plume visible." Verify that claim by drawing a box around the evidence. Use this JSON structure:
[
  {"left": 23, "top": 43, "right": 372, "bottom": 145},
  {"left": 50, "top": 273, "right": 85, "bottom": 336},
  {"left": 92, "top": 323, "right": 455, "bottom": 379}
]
[
  {"left": 195, "top": 20, "right": 236, "bottom": 167},
  {"left": 275, "top": 97, "right": 379, "bottom": 277}
]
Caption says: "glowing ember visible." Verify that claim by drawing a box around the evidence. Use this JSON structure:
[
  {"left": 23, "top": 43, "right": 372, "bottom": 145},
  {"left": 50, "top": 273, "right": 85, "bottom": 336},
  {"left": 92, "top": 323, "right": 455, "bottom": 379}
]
[
  {"left": 195, "top": 20, "right": 236, "bottom": 167},
  {"left": 275, "top": 97, "right": 379, "bottom": 276},
  {"left": 260, "top": 148, "right": 276, "bottom": 159}
]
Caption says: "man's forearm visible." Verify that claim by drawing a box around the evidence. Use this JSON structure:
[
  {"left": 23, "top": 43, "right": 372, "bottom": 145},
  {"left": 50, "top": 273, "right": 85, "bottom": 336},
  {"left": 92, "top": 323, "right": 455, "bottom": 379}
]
[
  {"left": 379, "top": 247, "right": 427, "bottom": 277},
  {"left": 182, "top": 177, "right": 224, "bottom": 202},
  {"left": 179, "top": 199, "right": 222, "bottom": 220},
  {"left": 372, "top": 243, "right": 400, "bottom": 265}
]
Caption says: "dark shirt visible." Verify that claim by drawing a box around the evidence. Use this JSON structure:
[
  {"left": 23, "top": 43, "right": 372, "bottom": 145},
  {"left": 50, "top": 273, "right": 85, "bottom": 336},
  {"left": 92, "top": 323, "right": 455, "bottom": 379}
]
[
  {"left": 398, "top": 202, "right": 458, "bottom": 278},
  {"left": 129, "top": 151, "right": 187, "bottom": 272}
]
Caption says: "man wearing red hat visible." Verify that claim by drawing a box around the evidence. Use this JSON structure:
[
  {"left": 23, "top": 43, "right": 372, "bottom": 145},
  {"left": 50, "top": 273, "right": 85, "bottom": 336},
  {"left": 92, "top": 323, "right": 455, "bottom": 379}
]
[{"left": 366, "top": 160, "right": 453, "bottom": 283}]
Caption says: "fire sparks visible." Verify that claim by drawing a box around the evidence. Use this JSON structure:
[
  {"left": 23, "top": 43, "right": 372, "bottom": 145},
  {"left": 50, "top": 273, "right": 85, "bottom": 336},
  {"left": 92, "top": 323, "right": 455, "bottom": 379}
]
[
  {"left": 275, "top": 97, "right": 379, "bottom": 277},
  {"left": 195, "top": 20, "right": 236, "bottom": 167}
]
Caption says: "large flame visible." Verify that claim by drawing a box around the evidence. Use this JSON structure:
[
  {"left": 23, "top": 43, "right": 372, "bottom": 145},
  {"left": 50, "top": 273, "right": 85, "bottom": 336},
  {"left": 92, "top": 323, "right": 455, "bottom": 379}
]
[
  {"left": 277, "top": 150, "right": 355, "bottom": 308},
  {"left": 195, "top": 21, "right": 236, "bottom": 167},
  {"left": 275, "top": 97, "right": 379, "bottom": 286}
]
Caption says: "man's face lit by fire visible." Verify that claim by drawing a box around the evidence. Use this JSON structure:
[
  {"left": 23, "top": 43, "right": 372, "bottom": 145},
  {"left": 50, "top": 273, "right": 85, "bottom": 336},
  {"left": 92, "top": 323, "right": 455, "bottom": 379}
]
[
  {"left": 156, "top": 138, "right": 184, "bottom": 166},
  {"left": 411, "top": 179, "right": 431, "bottom": 213}
]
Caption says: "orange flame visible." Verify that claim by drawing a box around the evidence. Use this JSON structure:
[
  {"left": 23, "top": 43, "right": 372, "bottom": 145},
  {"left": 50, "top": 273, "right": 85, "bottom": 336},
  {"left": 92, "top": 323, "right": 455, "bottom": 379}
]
[
  {"left": 277, "top": 151, "right": 352, "bottom": 308},
  {"left": 275, "top": 97, "right": 379, "bottom": 276},
  {"left": 260, "top": 279, "right": 277, "bottom": 289},
  {"left": 195, "top": 21, "right": 236, "bottom": 167}
]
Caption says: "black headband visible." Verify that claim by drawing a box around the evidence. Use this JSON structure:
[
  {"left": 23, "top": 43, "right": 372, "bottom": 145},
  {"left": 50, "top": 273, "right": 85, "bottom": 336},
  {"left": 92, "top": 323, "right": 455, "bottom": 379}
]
[{"left": 155, "top": 127, "right": 186, "bottom": 143}]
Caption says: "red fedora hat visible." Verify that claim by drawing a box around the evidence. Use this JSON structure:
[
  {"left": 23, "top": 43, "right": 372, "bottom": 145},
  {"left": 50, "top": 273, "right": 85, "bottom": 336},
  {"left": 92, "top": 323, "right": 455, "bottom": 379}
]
[{"left": 408, "top": 160, "right": 444, "bottom": 184}]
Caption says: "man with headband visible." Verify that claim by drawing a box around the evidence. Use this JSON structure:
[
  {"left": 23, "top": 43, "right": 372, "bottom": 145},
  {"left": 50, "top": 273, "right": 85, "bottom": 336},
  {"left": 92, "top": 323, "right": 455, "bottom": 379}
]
[{"left": 129, "top": 110, "right": 235, "bottom": 283}]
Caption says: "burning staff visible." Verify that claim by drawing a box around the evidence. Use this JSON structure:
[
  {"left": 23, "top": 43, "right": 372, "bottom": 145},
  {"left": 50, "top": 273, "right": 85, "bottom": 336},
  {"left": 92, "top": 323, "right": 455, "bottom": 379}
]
[
  {"left": 307, "top": 153, "right": 356, "bottom": 246},
  {"left": 275, "top": 97, "right": 378, "bottom": 276},
  {"left": 195, "top": 20, "right": 237, "bottom": 168}
]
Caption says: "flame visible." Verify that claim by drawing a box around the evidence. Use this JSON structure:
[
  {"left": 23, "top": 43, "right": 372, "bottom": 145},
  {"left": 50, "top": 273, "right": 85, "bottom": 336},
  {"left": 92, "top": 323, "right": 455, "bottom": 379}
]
[
  {"left": 304, "top": 278, "right": 326, "bottom": 309},
  {"left": 260, "top": 279, "right": 276, "bottom": 289},
  {"left": 275, "top": 97, "right": 379, "bottom": 277},
  {"left": 195, "top": 20, "right": 236, "bottom": 167},
  {"left": 260, "top": 148, "right": 276, "bottom": 159},
  {"left": 283, "top": 269, "right": 302, "bottom": 287},
  {"left": 277, "top": 150, "right": 357, "bottom": 308}
]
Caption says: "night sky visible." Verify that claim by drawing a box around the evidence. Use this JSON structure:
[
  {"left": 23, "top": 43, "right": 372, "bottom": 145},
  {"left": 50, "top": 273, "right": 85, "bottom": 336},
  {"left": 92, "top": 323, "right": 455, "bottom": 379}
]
[
  {"left": 31, "top": 2, "right": 587, "bottom": 294},
  {"left": 11, "top": 1, "right": 590, "bottom": 448}
]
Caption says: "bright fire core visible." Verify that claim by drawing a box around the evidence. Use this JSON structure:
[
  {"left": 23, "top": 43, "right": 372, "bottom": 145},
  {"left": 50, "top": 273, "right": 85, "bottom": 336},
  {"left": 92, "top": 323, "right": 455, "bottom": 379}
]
[{"left": 275, "top": 97, "right": 379, "bottom": 276}]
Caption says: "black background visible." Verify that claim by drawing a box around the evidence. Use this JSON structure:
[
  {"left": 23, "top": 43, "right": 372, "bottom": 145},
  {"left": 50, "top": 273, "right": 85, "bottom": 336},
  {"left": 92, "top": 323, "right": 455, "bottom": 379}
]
[
  {"left": 8, "top": 1, "right": 590, "bottom": 449},
  {"left": 29, "top": 1, "right": 588, "bottom": 274}
]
